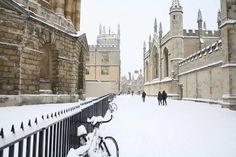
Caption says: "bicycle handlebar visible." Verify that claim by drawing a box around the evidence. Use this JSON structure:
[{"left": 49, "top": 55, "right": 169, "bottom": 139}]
[{"left": 87, "top": 115, "right": 113, "bottom": 126}]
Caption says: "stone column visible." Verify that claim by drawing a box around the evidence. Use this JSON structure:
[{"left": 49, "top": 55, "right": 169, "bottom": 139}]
[
  {"left": 51, "top": 0, "right": 56, "bottom": 11},
  {"left": 55, "top": 0, "right": 65, "bottom": 16},
  {"left": 65, "top": 0, "right": 73, "bottom": 21},
  {"left": 221, "top": 0, "right": 236, "bottom": 109},
  {"left": 75, "top": 0, "right": 81, "bottom": 30}
]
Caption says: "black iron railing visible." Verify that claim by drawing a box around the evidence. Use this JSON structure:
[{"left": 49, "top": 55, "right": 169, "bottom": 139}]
[{"left": 0, "top": 94, "right": 113, "bottom": 157}]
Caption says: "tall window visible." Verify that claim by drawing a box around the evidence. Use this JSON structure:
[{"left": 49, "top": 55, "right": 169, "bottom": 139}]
[
  {"left": 163, "top": 48, "right": 169, "bottom": 77},
  {"left": 145, "top": 61, "right": 149, "bottom": 81},
  {"left": 154, "top": 53, "right": 159, "bottom": 78},
  {"left": 85, "top": 67, "right": 89, "bottom": 75},
  {"left": 101, "top": 53, "right": 109, "bottom": 63},
  {"left": 101, "top": 66, "right": 109, "bottom": 75},
  {"left": 86, "top": 54, "right": 90, "bottom": 62},
  {"left": 153, "top": 46, "right": 158, "bottom": 79}
]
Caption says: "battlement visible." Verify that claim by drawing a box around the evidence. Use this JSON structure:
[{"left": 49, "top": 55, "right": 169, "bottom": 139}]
[
  {"left": 203, "top": 30, "right": 219, "bottom": 37},
  {"left": 97, "top": 34, "right": 119, "bottom": 39},
  {"left": 183, "top": 29, "right": 199, "bottom": 36},
  {"left": 89, "top": 44, "right": 119, "bottom": 51},
  {"left": 183, "top": 29, "right": 219, "bottom": 37},
  {"left": 179, "top": 40, "right": 222, "bottom": 66}
]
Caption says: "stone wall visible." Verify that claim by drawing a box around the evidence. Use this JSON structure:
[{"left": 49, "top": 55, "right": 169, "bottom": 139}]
[
  {"left": 179, "top": 40, "right": 222, "bottom": 73},
  {"left": 0, "top": 1, "right": 88, "bottom": 106},
  {"left": 179, "top": 40, "right": 223, "bottom": 100},
  {"left": 179, "top": 63, "right": 223, "bottom": 101},
  {"left": 144, "top": 78, "right": 178, "bottom": 99}
]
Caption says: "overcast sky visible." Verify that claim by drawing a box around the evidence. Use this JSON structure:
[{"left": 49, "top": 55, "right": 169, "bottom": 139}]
[{"left": 80, "top": 0, "right": 220, "bottom": 77}]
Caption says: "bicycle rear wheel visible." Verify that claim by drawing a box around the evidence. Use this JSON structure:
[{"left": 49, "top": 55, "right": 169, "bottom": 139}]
[
  {"left": 109, "top": 103, "right": 117, "bottom": 113},
  {"left": 100, "top": 136, "right": 119, "bottom": 157}
]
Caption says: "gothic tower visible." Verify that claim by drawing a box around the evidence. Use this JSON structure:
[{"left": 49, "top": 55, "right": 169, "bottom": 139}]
[
  {"left": 169, "top": 0, "right": 183, "bottom": 36},
  {"left": 220, "top": 0, "right": 236, "bottom": 108},
  {"left": 168, "top": 0, "right": 184, "bottom": 78}
]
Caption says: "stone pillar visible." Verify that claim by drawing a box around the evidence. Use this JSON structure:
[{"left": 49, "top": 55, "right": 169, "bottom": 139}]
[
  {"left": 65, "top": 0, "right": 73, "bottom": 21},
  {"left": 221, "top": 0, "right": 236, "bottom": 109},
  {"left": 55, "top": 0, "right": 65, "bottom": 16},
  {"left": 75, "top": 0, "right": 81, "bottom": 31},
  {"left": 51, "top": 0, "right": 56, "bottom": 11}
]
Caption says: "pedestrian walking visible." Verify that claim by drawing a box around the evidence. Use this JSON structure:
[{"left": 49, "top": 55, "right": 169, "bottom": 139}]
[
  {"left": 157, "top": 91, "right": 162, "bottom": 106},
  {"left": 142, "top": 91, "right": 146, "bottom": 102},
  {"left": 162, "top": 90, "right": 167, "bottom": 105}
]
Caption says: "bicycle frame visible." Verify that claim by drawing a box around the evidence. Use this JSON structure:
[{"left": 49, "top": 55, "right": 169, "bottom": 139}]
[{"left": 76, "top": 115, "right": 113, "bottom": 157}]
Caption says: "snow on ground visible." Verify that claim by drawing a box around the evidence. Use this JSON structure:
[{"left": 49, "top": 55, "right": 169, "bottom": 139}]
[
  {"left": 1, "top": 95, "right": 236, "bottom": 157},
  {"left": 0, "top": 98, "right": 95, "bottom": 140},
  {"left": 102, "top": 95, "right": 236, "bottom": 157}
]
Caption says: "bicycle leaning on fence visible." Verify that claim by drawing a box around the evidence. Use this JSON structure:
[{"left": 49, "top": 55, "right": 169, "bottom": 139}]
[
  {"left": 67, "top": 108, "right": 119, "bottom": 157},
  {"left": 108, "top": 102, "right": 117, "bottom": 113}
]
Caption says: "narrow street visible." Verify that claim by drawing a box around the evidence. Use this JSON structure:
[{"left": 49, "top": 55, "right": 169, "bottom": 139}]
[{"left": 102, "top": 95, "right": 236, "bottom": 157}]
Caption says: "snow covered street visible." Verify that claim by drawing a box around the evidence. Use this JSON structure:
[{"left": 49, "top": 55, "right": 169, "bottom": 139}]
[{"left": 102, "top": 95, "right": 236, "bottom": 157}]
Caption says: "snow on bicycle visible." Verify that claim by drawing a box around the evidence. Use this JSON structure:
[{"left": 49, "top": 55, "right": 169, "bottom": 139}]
[{"left": 67, "top": 106, "right": 119, "bottom": 157}]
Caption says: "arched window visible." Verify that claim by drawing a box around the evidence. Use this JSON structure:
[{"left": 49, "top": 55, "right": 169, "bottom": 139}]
[
  {"left": 153, "top": 46, "right": 158, "bottom": 79},
  {"left": 155, "top": 53, "right": 159, "bottom": 78},
  {"left": 163, "top": 48, "right": 169, "bottom": 77},
  {"left": 145, "top": 61, "right": 149, "bottom": 82}
]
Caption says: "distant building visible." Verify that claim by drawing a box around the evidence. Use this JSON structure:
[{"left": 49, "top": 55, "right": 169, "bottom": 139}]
[
  {"left": 120, "top": 70, "right": 144, "bottom": 94},
  {"left": 0, "top": 0, "right": 88, "bottom": 106},
  {"left": 85, "top": 25, "right": 121, "bottom": 96},
  {"left": 143, "top": 0, "right": 236, "bottom": 109}
]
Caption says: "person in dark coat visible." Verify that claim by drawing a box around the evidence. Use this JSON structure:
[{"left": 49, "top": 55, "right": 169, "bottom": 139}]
[
  {"left": 162, "top": 90, "right": 167, "bottom": 105},
  {"left": 157, "top": 91, "right": 162, "bottom": 106},
  {"left": 142, "top": 91, "right": 146, "bottom": 102}
]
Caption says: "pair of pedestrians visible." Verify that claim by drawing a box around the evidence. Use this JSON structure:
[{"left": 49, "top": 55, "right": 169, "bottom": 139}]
[{"left": 157, "top": 90, "right": 167, "bottom": 106}]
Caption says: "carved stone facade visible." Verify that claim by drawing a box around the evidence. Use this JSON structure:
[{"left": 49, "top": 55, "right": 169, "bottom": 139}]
[
  {"left": 143, "top": 0, "right": 236, "bottom": 109},
  {"left": 120, "top": 70, "right": 144, "bottom": 94},
  {"left": 0, "top": 0, "right": 88, "bottom": 106},
  {"left": 85, "top": 25, "right": 121, "bottom": 93}
]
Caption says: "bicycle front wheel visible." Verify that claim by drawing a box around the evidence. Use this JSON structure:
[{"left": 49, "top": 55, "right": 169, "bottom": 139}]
[{"left": 100, "top": 136, "right": 119, "bottom": 157}]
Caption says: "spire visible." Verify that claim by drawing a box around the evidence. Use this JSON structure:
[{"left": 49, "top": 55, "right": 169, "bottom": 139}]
[
  {"left": 217, "top": 9, "right": 221, "bottom": 25},
  {"left": 102, "top": 26, "right": 106, "bottom": 34},
  {"left": 197, "top": 9, "right": 203, "bottom": 22},
  {"left": 109, "top": 26, "right": 111, "bottom": 34},
  {"left": 159, "top": 22, "right": 163, "bottom": 38},
  {"left": 117, "top": 24, "right": 120, "bottom": 36},
  {"left": 99, "top": 24, "right": 102, "bottom": 35},
  {"left": 159, "top": 22, "right": 163, "bottom": 33},
  {"left": 149, "top": 34, "right": 152, "bottom": 50},
  {"left": 154, "top": 18, "right": 157, "bottom": 34},
  {"left": 203, "top": 21, "right": 207, "bottom": 30},
  {"left": 172, "top": 0, "right": 181, "bottom": 8},
  {"left": 143, "top": 41, "right": 146, "bottom": 53}
]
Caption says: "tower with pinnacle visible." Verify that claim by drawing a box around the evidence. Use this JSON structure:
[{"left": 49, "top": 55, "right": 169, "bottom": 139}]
[
  {"left": 86, "top": 25, "right": 121, "bottom": 95},
  {"left": 142, "top": 0, "right": 236, "bottom": 109}
]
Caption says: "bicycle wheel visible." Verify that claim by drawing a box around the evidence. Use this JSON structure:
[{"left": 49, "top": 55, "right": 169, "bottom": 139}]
[
  {"left": 112, "top": 103, "right": 117, "bottom": 111},
  {"left": 100, "top": 136, "right": 119, "bottom": 157},
  {"left": 109, "top": 103, "right": 117, "bottom": 113}
]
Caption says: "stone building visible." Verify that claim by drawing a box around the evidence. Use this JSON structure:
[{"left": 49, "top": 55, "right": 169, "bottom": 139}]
[
  {"left": 143, "top": 0, "right": 236, "bottom": 109},
  {"left": 120, "top": 70, "right": 144, "bottom": 94},
  {"left": 85, "top": 25, "right": 121, "bottom": 94},
  {"left": 0, "top": 0, "right": 88, "bottom": 106}
]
